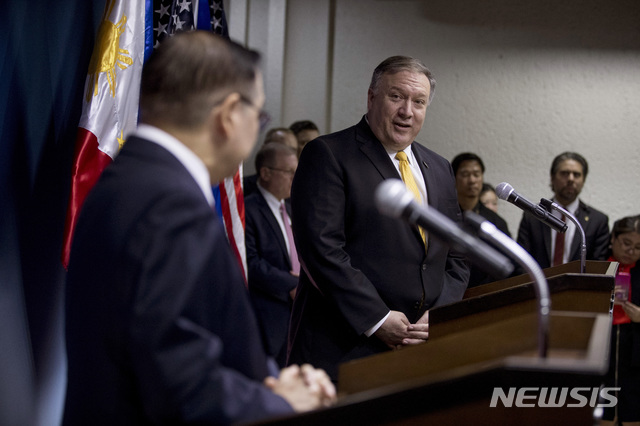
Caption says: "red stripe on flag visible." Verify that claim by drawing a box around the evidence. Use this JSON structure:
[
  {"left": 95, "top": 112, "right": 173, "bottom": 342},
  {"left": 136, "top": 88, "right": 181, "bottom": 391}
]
[
  {"left": 61, "top": 128, "right": 113, "bottom": 268},
  {"left": 232, "top": 169, "right": 245, "bottom": 227},
  {"left": 218, "top": 170, "right": 246, "bottom": 283}
]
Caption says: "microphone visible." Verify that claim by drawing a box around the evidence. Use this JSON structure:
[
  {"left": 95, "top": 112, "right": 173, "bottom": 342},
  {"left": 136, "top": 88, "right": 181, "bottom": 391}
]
[
  {"left": 463, "top": 211, "right": 550, "bottom": 357},
  {"left": 375, "top": 179, "right": 514, "bottom": 279},
  {"left": 540, "top": 198, "right": 587, "bottom": 273},
  {"left": 495, "top": 182, "right": 568, "bottom": 233}
]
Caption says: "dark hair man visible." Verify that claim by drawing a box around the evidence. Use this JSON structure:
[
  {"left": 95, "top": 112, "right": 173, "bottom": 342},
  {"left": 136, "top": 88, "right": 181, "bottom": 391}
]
[
  {"left": 452, "top": 152, "right": 511, "bottom": 287},
  {"left": 287, "top": 55, "right": 469, "bottom": 381},
  {"left": 63, "top": 31, "right": 334, "bottom": 425},
  {"left": 245, "top": 143, "right": 299, "bottom": 367},
  {"left": 517, "top": 151, "right": 609, "bottom": 268}
]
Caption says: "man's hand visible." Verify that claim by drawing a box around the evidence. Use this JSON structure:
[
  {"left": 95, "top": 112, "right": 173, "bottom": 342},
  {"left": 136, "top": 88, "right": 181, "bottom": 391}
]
[
  {"left": 264, "top": 364, "right": 336, "bottom": 412},
  {"left": 622, "top": 301, "right": 640, "bottom": 323},
  {"left": 402, "top": 310, "right": 429, "bottom": 346},
  {"left": 375, "top": 310, "right": 429, "bottom": 349}
]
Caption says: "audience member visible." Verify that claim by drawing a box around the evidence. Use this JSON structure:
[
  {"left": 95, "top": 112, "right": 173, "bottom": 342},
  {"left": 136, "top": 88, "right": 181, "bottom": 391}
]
[
  {"left": 287, "top": 55, "right": 469, "bottom": 381},
  {"left": 244, "top": 127, "right": 298, "bottom": 197},
  {"left": 63, "top": 31, "right": 335, "bottom": 425},
  {"left": 289, "top": 120, "right": 320, "bottom": 157},
  {"left": 601, "top": 215, "right": 640, "bottom": 426},
  {"left": 480, "top": 182, "right": 499, "bottom": 213},
  {"left": 245, "top": 143, "right": 299, "bottom": 368},
  {"left": 517, "top": 151, "right": 609, "bottom": 269},
  {"left": 452, "top": 152, "right": 511, "bottom": 287},
  {"left": 264, "top": 127, "right": 299, "bottom": 151},
  {"left": 452, "top": 153, "right": 510, "bottom": 235}
]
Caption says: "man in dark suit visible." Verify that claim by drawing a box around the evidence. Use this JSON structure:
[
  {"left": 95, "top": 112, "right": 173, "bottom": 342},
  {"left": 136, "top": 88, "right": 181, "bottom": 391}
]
[
  {"left": 287, "top": 56, "right": 470, "bottom": 381},
  {"left": 452, "top": 152, "right": 513, "bottom": 287},
  {"left": 245, "top": 143, "right": 299, "bottom": 367},
  {"left": 243, "top": 127, "right": 298, "bottom": 197},
  {"left": 63, "top": 32, "right": 334, "bottom": 426},
  {"left": 517, "top": 151, "right": 609, "bottom": 269}
]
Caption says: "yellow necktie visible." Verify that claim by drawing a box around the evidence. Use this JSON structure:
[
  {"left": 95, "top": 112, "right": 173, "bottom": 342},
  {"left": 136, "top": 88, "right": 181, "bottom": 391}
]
[{"left": 395, "top": 151, "right": 427, "bottom": 247}]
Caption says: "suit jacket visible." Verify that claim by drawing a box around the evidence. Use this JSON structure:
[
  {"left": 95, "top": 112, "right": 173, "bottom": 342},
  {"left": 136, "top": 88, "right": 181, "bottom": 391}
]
[
  {"left": 466, "top": 201, "right": 514, "bottom": 288},
  {"left": 245, "top": 191, "right": 299, "bottom": 367},
  {"left": 63, "top": 136, "right": 292, "bottom": 425},
  {"left": 516, "top": 199, "right": 609, "bottom": 269},
  {"left": 287, "top": 117, "right": 469, "bottom": 380},
  {"left": 243, "top": 173, "right": 259, "bottom": 197}
]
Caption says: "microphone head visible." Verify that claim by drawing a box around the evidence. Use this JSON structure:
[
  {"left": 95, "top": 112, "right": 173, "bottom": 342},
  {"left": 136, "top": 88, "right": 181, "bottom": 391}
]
[
  {"left": 495, "top": 182, "right": 514, "bottom": 201},
  {"left": 375, "top": 179, "right": 414, "bottom": 218}
]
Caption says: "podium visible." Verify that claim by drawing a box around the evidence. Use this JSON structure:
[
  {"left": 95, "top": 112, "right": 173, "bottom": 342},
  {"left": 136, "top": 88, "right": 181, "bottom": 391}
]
[
  {"left": 248, "top": 261, "right": 616, "bottom": 425},
  {"left": 429, "top": 260, "right": 615, "bottom": 340}
]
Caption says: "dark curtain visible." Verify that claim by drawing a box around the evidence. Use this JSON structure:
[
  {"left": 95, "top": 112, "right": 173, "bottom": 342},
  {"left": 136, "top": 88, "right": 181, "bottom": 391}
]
[{"left": 0, "top": 1, "right": 106, "bottom": 424}]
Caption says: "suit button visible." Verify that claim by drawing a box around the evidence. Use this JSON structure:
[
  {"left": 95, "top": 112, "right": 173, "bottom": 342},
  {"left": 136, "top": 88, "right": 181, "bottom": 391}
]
[{"left": 421, "top": 263, "right": 427, "bottom": 271}]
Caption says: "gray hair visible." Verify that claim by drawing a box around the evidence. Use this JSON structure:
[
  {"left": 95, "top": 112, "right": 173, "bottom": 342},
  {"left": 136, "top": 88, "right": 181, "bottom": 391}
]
[{"left": 369, "top": 56, "right": 436, "bottom": 105}]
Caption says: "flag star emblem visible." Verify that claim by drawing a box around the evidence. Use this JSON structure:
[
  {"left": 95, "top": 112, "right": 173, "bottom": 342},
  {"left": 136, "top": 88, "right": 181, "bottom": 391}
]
[
  {"left": 177, "top": 0, "right": 191, "bottom": 13},
  {"left": 174, "top": 16, "right": 185, "bottom": 30},
  {"left": 155, "top": 3, "right": 170, "bottom": 18},
  {"left": 155, "top": 22, "right": 167, "bottom": 36}
]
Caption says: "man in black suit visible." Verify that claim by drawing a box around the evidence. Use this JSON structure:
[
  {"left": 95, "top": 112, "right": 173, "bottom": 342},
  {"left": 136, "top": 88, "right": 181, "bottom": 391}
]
[
  {"left": 245, "top": 143, "right": 299, "bottom": 367},
  {"left": 63, "top": 31, "right": 334, "bottom": 426},
  {"left": 452, "top": 152, "right": 512, "bottom": 287},
  {"left": 287, "top": 56, "right": 470, "bottom": 381},
  {"left": 517, "top": 151, "right": 610, "bottom": 269},
  {"left": 243, "top": 127, "right": 299, "bottom": 197}
]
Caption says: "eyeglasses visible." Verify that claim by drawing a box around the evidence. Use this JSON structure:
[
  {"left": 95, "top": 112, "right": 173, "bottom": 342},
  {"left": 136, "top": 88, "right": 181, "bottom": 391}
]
[
  {"left": 267, "top": 167, "right": 295, "bottom": 177},
  {"left": 239, "top": 95, "right": 271, "bottom": 132},
  {"left": 617, "top": 237, "right": 640, "bottom": 253}
]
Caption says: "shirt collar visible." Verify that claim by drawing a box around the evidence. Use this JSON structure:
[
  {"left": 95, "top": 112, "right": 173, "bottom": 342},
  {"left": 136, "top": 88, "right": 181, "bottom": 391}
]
[{"left": 134, "top": 124, "right": 215, "bottom": 207}]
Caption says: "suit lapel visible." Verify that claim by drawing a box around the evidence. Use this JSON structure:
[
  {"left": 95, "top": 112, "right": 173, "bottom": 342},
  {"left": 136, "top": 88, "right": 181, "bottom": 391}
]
[
  {"left": 355, "top": 119, "right": 400, "bottom": 181},
  {"left": 569, "top": 202, "right": 588, "bottom": 259},
  {"left": 256, "top": 192, "right": 290, "bottom": 261},
  {"left": 354, "top": 118, "right": 427, "bottom": 251}
]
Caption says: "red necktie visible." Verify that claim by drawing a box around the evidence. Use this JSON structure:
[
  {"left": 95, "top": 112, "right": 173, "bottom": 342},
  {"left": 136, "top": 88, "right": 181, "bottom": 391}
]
[
  {"left": 552, "top": 215, "right": 566, "bottom": 266},
  {"left": 280, "top": 202, "right": 300, "bottom": 274}
]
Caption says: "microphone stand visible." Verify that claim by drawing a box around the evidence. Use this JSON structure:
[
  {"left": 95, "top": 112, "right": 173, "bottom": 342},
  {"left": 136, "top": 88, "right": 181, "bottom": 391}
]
[
  {"left": 464, "top": 212, "right": 550, "bottom": 358},
  {"left": 539, "top": 198, "right": 586, "bottom": 274}
]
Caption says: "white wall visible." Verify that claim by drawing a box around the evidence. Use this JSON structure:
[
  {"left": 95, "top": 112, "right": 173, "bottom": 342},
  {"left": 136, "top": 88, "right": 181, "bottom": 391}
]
[{"left": 230, "top": 0, "right": 640, "bottom": 234}]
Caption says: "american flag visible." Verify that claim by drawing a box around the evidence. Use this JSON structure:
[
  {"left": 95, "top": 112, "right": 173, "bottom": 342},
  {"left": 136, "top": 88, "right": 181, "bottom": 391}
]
[
  {"left": 152, "top": 0, "right": 247, "bottom": 279},
  {"left": 62, "top": 0, "right": 247, "bottom": 279}
]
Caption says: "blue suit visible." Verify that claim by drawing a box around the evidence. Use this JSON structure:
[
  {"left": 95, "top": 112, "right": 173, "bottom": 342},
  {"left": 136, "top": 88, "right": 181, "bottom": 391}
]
[
  {"left": 245, "top": 191, "right": 298, "bottom": 367},
  {"left": 63, "top": 136, "right": 292, "bottom": 425}
]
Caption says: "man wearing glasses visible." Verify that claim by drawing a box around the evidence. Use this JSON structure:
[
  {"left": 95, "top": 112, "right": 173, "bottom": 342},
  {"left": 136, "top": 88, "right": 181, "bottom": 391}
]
[
  {"left": 245, "top": 142, "right": 300, "bottom": 368},
  {"left": 63, "top": 31, "right": 334, "bottom": 425}
]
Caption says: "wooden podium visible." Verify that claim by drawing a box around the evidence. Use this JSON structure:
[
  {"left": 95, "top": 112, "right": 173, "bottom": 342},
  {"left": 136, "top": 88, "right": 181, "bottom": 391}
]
[{"left": 248, "top": 261, "right": 616, "bottom": 425}]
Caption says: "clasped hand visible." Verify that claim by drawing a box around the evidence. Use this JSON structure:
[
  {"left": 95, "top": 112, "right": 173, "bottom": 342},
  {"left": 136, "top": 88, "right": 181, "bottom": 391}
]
[
  {"left": 264, "top": 364, "right": 337, "bottom": 412},
  {"left": 375, "top": 310, "right": 429, "bottom": 350}
]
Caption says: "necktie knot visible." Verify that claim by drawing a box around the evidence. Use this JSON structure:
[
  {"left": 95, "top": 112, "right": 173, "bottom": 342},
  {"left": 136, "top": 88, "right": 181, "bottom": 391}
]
[{"left": 395, "top": 151, "right": 409, "bottom": 162}]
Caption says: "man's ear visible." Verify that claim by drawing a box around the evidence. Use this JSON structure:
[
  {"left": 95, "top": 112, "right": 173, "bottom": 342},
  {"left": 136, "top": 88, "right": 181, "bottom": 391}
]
[
  {"left": 367, "top": 88, "right": 375, "bottom": 111},
  {"left": 210, "top": 92, "right": 242, "bottom": 144},
  {"left": 258, "top": 166, "right": 270, "bottom": 182}
]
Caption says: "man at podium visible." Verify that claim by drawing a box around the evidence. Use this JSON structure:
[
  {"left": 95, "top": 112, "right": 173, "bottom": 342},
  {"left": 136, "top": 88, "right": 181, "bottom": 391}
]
[{"left": 287, "top": 55, "right": 469, "bottom": 381}]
